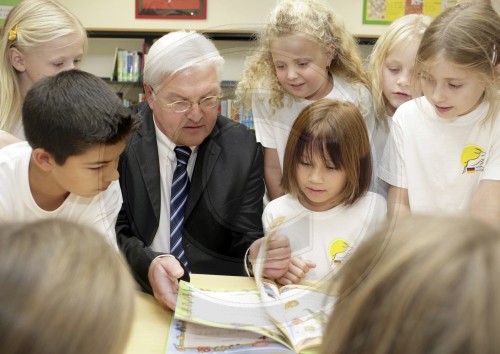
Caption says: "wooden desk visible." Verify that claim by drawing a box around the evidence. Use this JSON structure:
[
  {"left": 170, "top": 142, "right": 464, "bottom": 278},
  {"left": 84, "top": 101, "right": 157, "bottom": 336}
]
[{"left": 123, "top": 291, "right": 171, "bottom": 354}]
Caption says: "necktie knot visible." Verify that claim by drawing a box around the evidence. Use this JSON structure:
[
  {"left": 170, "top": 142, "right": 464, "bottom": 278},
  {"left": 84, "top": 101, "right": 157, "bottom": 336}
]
[{"left": 174, "top": 146, "right": 191, "bottom": 166}]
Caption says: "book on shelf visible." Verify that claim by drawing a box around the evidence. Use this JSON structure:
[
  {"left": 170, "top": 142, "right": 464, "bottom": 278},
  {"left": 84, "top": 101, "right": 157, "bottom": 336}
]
[
  {"left": 110, "top": 48, "right": 142, "bottom": 82},
  {"left": 166, "top": 220, "right": 336, "bottom": 353}
]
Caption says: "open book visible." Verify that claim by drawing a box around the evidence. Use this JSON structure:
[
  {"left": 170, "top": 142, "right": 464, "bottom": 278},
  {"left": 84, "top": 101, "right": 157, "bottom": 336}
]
[{"left": 167, "top": 219, "right": 336, "bottom": 353}]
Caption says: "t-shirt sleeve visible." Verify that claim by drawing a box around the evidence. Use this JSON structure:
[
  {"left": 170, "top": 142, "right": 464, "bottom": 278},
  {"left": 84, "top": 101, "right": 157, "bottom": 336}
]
[
  {"left": 252, "top": 94, "right": 277, "bottom": 149},
  {"left": 378, "top": 113, "right": 407, "bottom": 188},
  {"left": 482, "top": 116, "right": 500, "bottom": 181},
  {"left": 357, "top": 84, "right": 376, "bottom": 136},
  {"left": 94, "top": 180, "right": 123, "bottom": 250}
]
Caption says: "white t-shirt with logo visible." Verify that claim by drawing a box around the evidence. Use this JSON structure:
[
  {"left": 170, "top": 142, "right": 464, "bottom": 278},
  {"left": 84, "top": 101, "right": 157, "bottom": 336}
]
[
  {"left": 262, "top": 192, "right": 386, "bottom": 281},
  {"left": 378, "top": 97, "right": 500, "bottom": 215}
]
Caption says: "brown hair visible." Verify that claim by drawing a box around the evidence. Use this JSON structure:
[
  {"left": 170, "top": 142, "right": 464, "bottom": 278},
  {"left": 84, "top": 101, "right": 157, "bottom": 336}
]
[
  {"left": 282, "top": 99, "right": 372, "bottom": 206},
  {"left": 322, "top": 214, "right": 500, "bottom": 354}
]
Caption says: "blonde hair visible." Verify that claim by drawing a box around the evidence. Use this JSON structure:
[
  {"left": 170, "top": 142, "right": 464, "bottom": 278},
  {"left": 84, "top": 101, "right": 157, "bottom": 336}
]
[
  {"left": 415, "top": 3, "right": 500, "bottom": 122},
  {"left": 0, "top": 219, "right": 135, "bottom": 354},
  {"left": 0, "top": 0, "right": 87, "bottom": 133},
  {"left": 236, "top": 0, "right": 369, "bottom": 113},
  {"left": 368, "top": 14, "right": 431, "bottom": 130},
  {"left": 282, "top": 99, "right": 372, "bottom": 206},
  {"left": 321, "top": 214, "right": 500, "bottom": 354}
]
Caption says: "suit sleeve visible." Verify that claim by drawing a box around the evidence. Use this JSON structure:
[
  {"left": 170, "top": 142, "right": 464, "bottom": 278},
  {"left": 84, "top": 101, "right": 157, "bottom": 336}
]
[{"left": 115, "top": 144, "right": 165, "bottom": 294}]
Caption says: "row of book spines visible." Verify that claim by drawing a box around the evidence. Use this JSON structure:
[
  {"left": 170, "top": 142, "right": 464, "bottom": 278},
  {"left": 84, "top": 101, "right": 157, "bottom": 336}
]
[
  {"left": 113, "top": 50, "right": 142, "bottom": 82},
  {"left": 218, "top": 99, "right": 254, "bottom": 130}
]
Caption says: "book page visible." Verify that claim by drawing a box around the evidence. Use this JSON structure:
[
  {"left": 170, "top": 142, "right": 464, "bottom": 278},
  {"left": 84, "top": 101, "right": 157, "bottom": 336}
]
[
  {"left": 165, "top": 318, "right": 295, "bottom": 353},
  {"left": 174, "top": 281, "right": 292, "bottom": 348},
  {"left": 253, "top": 218, "right": 336, "bottom": 352}
]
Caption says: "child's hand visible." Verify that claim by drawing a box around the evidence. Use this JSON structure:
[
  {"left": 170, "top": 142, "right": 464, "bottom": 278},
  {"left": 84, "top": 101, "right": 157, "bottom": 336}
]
[
  {"left": 249, "top": 234, "right": 291, "bottom": 280},
  {"left": 276, "top": 257, "right": 316, "bottom": 285}
]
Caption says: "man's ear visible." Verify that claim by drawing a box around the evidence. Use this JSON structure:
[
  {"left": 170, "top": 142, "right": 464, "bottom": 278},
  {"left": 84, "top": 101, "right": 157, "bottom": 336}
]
[
  {"left": 32, "top": 148, "right": 56, "bottom": 172},
  {"left": 8, "top": 47, "right": 26, "bottom": 72},
  {"left": 143, "top": 84, "right": 155, "bottom": 108}
]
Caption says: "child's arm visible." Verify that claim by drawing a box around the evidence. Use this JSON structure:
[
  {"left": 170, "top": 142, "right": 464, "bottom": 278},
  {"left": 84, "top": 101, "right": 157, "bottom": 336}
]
[
  {"left": 387, "top": 185, "right": 411, "bottom": 220},
  {"left": 470, "top": 180, "right": 500, "bottom": 225},
  {"left": 264, "top": 147, "right": 285, "bottom": 200}
]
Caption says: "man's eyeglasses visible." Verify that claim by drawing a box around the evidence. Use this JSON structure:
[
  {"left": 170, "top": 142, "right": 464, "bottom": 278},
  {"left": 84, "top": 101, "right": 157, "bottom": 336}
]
[{"left": 160, "top": 93, "right": 223, "bottom": 113}]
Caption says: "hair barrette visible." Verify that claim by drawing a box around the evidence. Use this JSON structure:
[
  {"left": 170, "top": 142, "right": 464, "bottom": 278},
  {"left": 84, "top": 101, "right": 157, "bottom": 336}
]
[
  {"left": 492, "top": 44, "right": 497, "bottom": 66},
  {"left": 8, "top": 26, "right": 17, "bottom": 42}
]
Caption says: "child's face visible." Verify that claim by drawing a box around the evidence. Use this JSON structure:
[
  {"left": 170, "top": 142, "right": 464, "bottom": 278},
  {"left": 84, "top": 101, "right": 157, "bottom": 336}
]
[
  {"left": 420, "top": 59, "right": 486, "bottom": 120},
  {"left": 382, "top": 41, "right": 420, "bottom": 115},
  {"left": 49, "top": 141, "right": 125, "bottom": 198},
  {"left": 13, "top": 33, "right": 84, "bottom": 94},
  {"left": 296, "top": 151, "right": 347, "bottom": 212},
  {"left": 270, "top": 35, "right": 333, "bottom": 101}
]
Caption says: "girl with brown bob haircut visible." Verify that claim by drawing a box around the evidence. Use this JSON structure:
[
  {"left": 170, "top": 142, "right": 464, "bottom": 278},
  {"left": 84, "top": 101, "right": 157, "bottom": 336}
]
[{"left": 262, "top": 99, "right": 386, "bottom": 284}]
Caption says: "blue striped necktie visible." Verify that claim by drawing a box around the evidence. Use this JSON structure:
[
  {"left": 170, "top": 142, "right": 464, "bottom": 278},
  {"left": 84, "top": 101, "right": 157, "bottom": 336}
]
[{"left": 170, "top": 146, "right": 191, "bottom": 271}]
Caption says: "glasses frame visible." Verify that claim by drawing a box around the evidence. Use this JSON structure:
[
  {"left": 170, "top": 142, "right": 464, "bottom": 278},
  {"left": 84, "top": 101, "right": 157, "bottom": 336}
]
[{"left": 160, "top": 93, "right": 223, "bottom": 113}]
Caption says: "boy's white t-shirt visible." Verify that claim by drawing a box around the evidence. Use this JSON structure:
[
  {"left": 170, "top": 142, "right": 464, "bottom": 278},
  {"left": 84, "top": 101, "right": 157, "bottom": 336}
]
[
  {"left": 0, "top": 142, "right": 121, "bottom": 249},
  {"left": 379, "top": 97, "right": 500, "bottom": 215},
  {"left": 262, "top": 192, "right": 387, "bottom": 281},
  {"left": 253, "top": 74, "right": 376, "bottom": 171}
]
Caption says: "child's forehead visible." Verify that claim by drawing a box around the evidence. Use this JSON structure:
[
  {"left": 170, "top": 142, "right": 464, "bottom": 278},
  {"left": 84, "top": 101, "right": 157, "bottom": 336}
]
[
  {"left": 70, "top": 141, "right": 126, "bottom": 163},
  {"left": 420, "top": 54, "right": 472, "bottom": 76},
  {"left": 270, "top": 33, "right": 322, "bottom": 50}
]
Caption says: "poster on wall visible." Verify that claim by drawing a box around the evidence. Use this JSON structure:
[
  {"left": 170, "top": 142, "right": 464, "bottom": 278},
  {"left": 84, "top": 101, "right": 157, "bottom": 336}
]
[
  {"left": 363, "top": 0, "right": 458, "bottom": 24},
  {"left": 0, "top": 0, "right": 22, "bottom": 27},
  {"left": 136, "top": 0, "right": 207, "bottom": 19}
]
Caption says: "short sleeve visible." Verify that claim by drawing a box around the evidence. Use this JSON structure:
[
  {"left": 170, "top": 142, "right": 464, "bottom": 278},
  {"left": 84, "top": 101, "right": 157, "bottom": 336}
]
[{"left": 378, "top": 114, "right": 407, "bottom": 188}]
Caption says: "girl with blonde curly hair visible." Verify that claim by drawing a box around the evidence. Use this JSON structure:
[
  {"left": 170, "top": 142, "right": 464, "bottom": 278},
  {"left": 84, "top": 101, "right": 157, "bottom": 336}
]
[{"left": 236, "top": 0, "right": 376, "bottom": 200}]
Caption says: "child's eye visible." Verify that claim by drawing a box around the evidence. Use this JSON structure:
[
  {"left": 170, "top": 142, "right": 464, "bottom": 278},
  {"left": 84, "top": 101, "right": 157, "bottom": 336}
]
[
  {"left": 326, "top": 165, "right": 337, "bottom": 170},
  {"left": 298, "top": 62, "right": 308, "bottom": 67},
  {"left": 53, "top": 62, "right": 64, "bottom": 67},
  {"left": 449, "top": 83, "right": 462, "bottom": 89},
  {"left": 74, "top": 59, "right": 82, "bottom": 65},
  {"left": 89, "top": 166, "right": 103, "bottom": 171},
  {"left": 299, "top": 160, "right": 311, "bottom": 166},
  {"left": 388, "top": 68, "right": 400, "bottom": 73}
]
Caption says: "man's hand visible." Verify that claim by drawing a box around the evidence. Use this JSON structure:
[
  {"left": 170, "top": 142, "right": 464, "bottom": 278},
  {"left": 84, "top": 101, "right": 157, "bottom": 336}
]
[
  {"left": 276, "top": 256, "right": 316, "bottom": 285},
  {"left": 249, "top": 235, "right": 291, "bottom": 280},
  {"left": 147, "top": 255, "right": 185, "bottom": 310}
]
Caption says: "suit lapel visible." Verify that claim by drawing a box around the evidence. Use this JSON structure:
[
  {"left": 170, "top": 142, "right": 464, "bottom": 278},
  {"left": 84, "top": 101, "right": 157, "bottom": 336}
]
[
  {"left": 185, "top": 118, "right": 221, "bottom": 219},
  {"left": 132, "top": 104, "right": 162, "bottom": 224}
]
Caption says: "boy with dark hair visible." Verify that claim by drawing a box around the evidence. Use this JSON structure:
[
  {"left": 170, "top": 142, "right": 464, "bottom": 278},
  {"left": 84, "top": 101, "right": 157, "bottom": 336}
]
[{"left": 0, "top": 69, "right": 137, "bottom": 248}]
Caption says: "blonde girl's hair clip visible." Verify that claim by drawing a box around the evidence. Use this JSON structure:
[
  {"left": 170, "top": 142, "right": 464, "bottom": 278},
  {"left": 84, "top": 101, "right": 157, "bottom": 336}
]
[
  {"left": 492, "top": 44, "right": 497, "bottom": 66},
  {"left": 8, "top": 26, "right": 17, "bottom": 42}
]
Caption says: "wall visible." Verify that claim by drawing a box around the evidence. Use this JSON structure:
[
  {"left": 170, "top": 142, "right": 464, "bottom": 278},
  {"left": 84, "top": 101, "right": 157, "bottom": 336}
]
[
  {"left": 59, "top": 0, "right": 384, "bottom": 91},
  {"left": 57, "top": 0, "right": 389, "bottom": 37}
]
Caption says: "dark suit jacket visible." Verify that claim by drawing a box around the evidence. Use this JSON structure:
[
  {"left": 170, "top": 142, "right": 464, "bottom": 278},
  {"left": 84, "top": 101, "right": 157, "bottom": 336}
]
[{"left": 116, "top": 102, "right": 265, "bottom": 292}]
